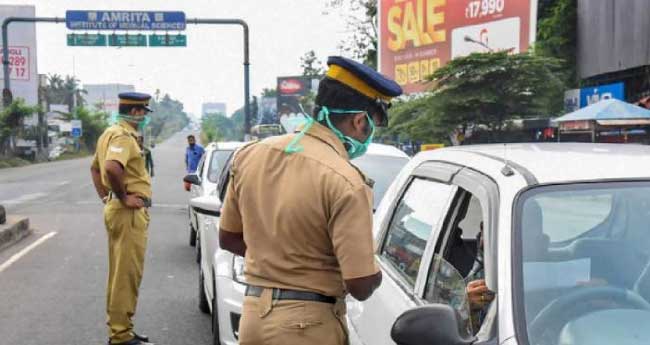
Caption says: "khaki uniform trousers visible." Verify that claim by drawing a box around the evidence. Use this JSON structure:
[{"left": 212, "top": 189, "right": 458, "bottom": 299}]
[
  {"left": 104, "top": 199, "right": 150, "bottom": 343},
  {"left": 239, "top": 288, "right": 348, "bottom": 345}
]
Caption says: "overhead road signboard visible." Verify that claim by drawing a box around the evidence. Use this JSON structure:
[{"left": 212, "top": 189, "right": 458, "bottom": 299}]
[
  {"left": 149, "top": 34, "right": 186, "bottom": 47},
  {"left": 67, "top": 33, "right": 107, "bottom": 46},
  {"left": 108, "top": 34, "right": 147, "bottom": 47},
  {"left": 65, "top": 10, "right": 186, "bottom": 31}
]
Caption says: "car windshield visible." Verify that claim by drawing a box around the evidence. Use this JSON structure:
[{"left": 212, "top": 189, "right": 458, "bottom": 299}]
[
  {"left": 207, "top": 149, "right": 234, "bottom": 183},
  {"left": 351, "top": 154, "right": 409, "bottom": 209},
  {"left": 516, "top": 182, "right": 650, "bottom": 345}
]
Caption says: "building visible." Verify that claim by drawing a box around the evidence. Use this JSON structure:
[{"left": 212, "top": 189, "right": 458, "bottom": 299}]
[
  {"left": 0, "top": 5, "right": 38, "bottom": 106},
  {"left": 577, "top": 0, "right": 650, "bottom": 105},
  {"left": 84, "top": 83, "right": 135, "bottom": 113},
  {"left": 202, "top": 102, "right": 227, "bottom": 116}
]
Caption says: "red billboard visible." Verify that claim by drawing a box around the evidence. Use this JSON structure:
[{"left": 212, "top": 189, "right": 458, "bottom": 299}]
[{"left": 379, "top": 0, "right": 538, "bottom": 94}]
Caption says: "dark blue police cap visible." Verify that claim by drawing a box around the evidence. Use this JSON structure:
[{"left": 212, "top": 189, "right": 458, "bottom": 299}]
[
  {"left": 326, "top": 56, "right": 403, "bottom": 100},
  {"left": 119, "top": 92, "right": 153, "bottom": 112}
]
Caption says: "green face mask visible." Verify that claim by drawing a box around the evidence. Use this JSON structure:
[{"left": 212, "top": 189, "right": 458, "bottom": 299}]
[
  {"left": 284, "top": 106, "right": 375, "bottom": 159},
  {"left": 119, "top": 114, "right": 151, "bottom": 131}
]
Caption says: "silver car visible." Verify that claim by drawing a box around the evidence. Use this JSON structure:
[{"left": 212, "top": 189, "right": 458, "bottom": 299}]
[{"left": 348, "top": 143, "right": 650, "bottom": 345}]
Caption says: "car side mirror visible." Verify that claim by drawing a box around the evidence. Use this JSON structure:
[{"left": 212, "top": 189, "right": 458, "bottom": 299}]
[
  {"left": 391, "top": 304, "right": 475, "bottom": 345},
  {"left": 183, "top": 174, "right": 201, "bottom": 186},
  {"left": 190, "top": 195, "right": 222, "bottom": 217}
]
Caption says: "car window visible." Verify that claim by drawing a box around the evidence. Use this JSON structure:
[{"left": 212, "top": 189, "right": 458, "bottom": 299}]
[
  {"left": 535, "top": 193, "right": 613, "bottom": 243},
  {"left": 380, "top": 178, "right": 455, "bottom": 287},
  {"left": 207, "top": 149, "right": 234, "bottom": 183},
  {"left": 196, "top": 154, "right": 207, "bottom": 177},
  {"left": 424, "top": 192, "right": 488, "bottom": 336},
  {"left": 351, "top": 154, "right": 409, "bottom": 210},
  {"left": 517, "top": 183, "right": 650, "bottom": 345},
  {"left": 217, "top": 155, "right": 234, "bottom": 201}
]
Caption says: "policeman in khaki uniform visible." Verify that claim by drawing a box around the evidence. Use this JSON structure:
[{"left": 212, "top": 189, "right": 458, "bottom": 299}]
[
  {"left": 90, "top": 92, "right": 154, "bottom": 345},
  {"left": 219, "top": 56, "right": 403, "bottom": 345}
]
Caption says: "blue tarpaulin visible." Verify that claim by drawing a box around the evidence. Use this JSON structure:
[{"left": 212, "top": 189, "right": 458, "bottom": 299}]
[{"left": 555, "top": 99, "right": 650, "bottom": 122}]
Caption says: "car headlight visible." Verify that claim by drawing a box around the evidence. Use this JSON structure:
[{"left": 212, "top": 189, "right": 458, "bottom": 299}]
[{"left": 232, "top": 255, "right": 246, "bottom": 283}]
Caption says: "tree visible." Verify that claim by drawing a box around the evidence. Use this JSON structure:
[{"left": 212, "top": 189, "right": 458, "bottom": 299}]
[
  {"left": 44, "top": 74, "right": 86, "bottom": 111},
  {"left": 300, "top": 50, "right": 324, "bottom": 78},
  {"left": 0, "top": 99, "right": 39, "bottom": 155},
  {"left": 72, "top": 106, "right": 109, "bottom": 150},
  {"left": 261, "top": 88, "right": 277, "bottom": 97},
  {"left": 424, "top": 52, "right": 564, "bottom": 143},
  {"left": 148, "top": 93, "right": 190, "bottom": 142},
  {"left": 325, "top": 0, "right": 378, "bottom": 69},
  {"left": 535, "top": 0, "right": 578, "bottom": 87}
]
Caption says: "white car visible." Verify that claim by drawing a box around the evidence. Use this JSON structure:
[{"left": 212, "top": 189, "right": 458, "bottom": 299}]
[
  {"left": 347, "top": 143, "right": 650, "bottom": 345},
  {"left": 184, "top": 142, "right": 245, "bottom": 263},
  {"left": 190, "top": 143, "right": 410, "bottom": 345}
]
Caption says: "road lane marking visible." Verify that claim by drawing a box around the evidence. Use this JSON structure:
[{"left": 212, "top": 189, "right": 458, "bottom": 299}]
[
  {"left": 0, "top": 192, "right": 48, "bottom": 205},
  {"left": 0, "top": 232, "right": 58, "bottom": 273}
]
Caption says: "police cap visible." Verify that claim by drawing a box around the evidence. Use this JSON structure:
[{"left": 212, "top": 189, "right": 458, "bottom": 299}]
[
  {"left": 119, "top": 92, "right": 153, "bottom": 112},
  {"left": 325, "top": 56, "right": 402, "bottom": 125}
]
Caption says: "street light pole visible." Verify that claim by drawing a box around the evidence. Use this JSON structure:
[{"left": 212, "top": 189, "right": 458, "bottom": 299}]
[{"left": 463, "top": 35, "right": 494, "bottom": 52}]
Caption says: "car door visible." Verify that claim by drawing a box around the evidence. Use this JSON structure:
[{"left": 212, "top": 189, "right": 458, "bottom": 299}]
[
  {"left": 348, "top": 162, "right": 462, "bottom": 345},
  {"left": 202, "top": 152, "right": 235, "bottom": 302},
  {"left": 190, "top": 152, "right": 208, "bottom": 231}
]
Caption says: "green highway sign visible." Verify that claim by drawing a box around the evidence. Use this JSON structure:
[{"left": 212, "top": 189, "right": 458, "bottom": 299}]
[
  {"left": 149, "top": 34, "right": 187, "bottom": 47},
  {"left": 67, "top": 33, "right": 107, "bottom": 46},
  {"left": 108, "top": 34, "right": 147, "bottom": 47}
]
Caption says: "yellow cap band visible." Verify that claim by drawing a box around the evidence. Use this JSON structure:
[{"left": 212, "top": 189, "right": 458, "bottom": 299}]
[
  {"left": 327, "top": 65, "right": 391, "bottom": 102},
  {"left": 119, "top": 99, "right": 149, "bottom": 106}
]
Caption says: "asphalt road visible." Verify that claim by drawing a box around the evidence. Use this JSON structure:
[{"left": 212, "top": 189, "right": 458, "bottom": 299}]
[{"left": 0, "top": 131, "right": 211, "bottom": 345}]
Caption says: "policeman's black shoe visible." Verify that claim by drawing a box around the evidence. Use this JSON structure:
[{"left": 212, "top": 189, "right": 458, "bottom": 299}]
[
  {"left": 133, "top": 332, "right": 149, "bottom": 342},
  {"left": 109, "top": 337, "right": 153, "bottom": 345}
]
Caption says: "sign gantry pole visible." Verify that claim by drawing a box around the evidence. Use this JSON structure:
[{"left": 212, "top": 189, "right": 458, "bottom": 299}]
[{"left": 2, "top": 14, "right": 252, "bottom": 138}]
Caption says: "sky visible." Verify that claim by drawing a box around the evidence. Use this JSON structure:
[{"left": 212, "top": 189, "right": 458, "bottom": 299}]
[{"left": 0, "top": 0, "right": 355, "bottom": 117}]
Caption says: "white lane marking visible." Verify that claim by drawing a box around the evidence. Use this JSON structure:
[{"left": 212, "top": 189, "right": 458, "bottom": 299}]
[
  {"left": 0, "top": 192, "right": 48, "bottom": 205},
  {"left": 57, "top": 181, "right": 70, "bottom": 187},
  {"left": 0, "top": 231, "right": 57, "bottom": 273}
]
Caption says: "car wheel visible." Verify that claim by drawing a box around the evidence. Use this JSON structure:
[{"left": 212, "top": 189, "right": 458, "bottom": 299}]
[
  {"left": 196, "top": 233, "right": 202, "bottom": 264},
  {"left": 199, "top": 268, "right": 210, "bottom": 314},
  {"left": 212, "top": 277, "right": 221, "bottom": 345},
  {"left": 189, "top": 227, "right": 197, "bottom": 247}
]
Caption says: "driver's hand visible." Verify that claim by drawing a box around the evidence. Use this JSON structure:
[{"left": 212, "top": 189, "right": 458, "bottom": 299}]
[{"left": 467, "top": 279, "right": 495, "bottom": 310}]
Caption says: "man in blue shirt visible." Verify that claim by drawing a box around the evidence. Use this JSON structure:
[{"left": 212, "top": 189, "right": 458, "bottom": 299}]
[{"left": 185, "top": 135, "right": 205, "bottom": 173}]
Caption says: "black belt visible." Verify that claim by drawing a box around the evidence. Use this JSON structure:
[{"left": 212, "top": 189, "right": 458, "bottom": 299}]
[
  {"left": 108, "top": 192, "right": 152, "bottom": 207},
  {"left": 245, "top": 285, "right": 336, "bottom": 304}
]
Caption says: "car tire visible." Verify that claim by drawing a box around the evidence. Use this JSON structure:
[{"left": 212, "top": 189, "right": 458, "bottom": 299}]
[
  {"left": 189, "top": 227, "right": 197, "bottom": 247},
  {"left": 196, "top": 233, "right": 202, "bottom": 264},
  {"left": 199, "top": 268, "right": 210, "bottom": 314},
  {"left": 212, "top": 277, "right": 221, "bottom": 345}
]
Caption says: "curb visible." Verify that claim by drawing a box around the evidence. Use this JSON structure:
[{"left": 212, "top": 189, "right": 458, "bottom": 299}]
[{"left": 0, "top": 216, "right": 31, "bottom": 252}]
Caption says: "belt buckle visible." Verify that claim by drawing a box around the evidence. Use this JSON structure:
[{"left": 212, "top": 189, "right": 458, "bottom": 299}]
[{"left": 271, "top": 287, "right": 281, "bottom": 306}]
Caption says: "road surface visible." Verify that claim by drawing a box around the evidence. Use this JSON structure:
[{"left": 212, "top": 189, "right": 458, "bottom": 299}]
[{"left": 0, "top": 131, "right": 211, "bottom": 345}]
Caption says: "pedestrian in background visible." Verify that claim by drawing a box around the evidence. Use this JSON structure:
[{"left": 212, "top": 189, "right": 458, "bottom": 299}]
[
  {"left": 137, "top": 135, "right": 154, "bottom": 178},
  {"left": 90, "top": 92, "right": 154, "bottom": 345},
  {"left": 185, "top": 134, "right": 204, "bottom": 173},
  {"left": 219, "top": 56, "right": 402, "bottom": 345}
]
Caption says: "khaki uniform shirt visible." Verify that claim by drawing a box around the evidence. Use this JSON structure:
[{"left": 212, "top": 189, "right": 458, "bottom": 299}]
[
  {"left": 92, "top": 120, "right": 152, "bottom": 199},
  {"left": 220, "top": 122, "right": 378, "bottom": 297}
]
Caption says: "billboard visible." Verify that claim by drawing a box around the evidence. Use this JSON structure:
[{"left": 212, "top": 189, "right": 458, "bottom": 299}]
[
  {"left": 379, "top": 0, "right": 538, "bottom": 94},
  {"left": 0, "top": 5, "right": 38, "bottom": 106},
  {"left": 564, "top": 82, "right": 625, "bottom": 112}
]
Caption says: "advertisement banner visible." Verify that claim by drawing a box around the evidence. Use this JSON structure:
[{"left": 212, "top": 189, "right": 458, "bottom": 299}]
[
  {"left": 579, "top": 82, "right": 625, "bottom": 108},
  {"left": 0, "top": 5, "right": 38, "bottom": 105},
  {"left": 379, "top": 0, "right": 537, "bottom": 94},
  {"left": 277, "top": 76, "right": 313, "bottom": 130}
]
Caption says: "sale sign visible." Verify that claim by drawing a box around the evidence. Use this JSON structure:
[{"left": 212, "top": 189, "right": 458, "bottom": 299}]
[
  {"left": 379, "top": 0, "right": 537, "bottom": 94},
  {"left": 8, "top": 46, "right": 29, "bottom": 80}
]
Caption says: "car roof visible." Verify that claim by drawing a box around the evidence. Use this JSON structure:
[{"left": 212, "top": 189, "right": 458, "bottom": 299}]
[
  {"left": 206, "top": 141, "right": 248, "bottom": 151},
  {"left": 414, "top": 143, "right": 650, "bottom": 184},
  {"left": 366, "top": 143, "right": 410, "bottom": 159}
]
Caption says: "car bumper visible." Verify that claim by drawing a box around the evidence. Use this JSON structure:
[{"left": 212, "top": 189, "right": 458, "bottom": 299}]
[{"left": 215, "top": 275, "right": 246, "bottom": 345}]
